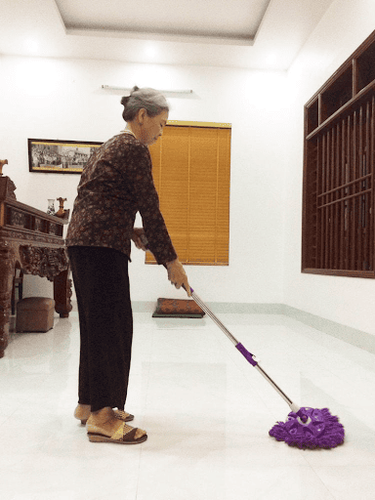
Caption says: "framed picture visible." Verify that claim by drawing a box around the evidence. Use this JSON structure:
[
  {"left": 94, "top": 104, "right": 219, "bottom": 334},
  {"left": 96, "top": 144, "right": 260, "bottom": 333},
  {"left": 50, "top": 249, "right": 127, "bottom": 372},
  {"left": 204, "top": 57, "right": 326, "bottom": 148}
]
[{"left": 28, "top": 138, "right": 103, "bottom": 174}]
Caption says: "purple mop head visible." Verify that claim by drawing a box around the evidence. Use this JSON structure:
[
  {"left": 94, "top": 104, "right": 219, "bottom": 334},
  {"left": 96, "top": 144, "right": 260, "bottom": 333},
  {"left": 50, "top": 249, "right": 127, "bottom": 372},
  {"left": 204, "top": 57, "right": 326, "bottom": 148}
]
[{"left": 269, "top": 407, "right": 345, "bottom": 449}]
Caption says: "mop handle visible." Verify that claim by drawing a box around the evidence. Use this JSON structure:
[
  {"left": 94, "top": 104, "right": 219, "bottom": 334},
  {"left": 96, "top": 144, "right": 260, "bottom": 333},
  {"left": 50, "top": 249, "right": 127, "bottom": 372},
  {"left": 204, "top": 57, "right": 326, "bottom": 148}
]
[
  {"left": 189, "top": 289, "right": 239, "bottom": 346},
  {"left": 189, "top": 287, "right": 299, "bottom": 413},
  {"left": 162, "top": 265, "right": 299, "bottom": 411},
  {"left": 190, "top": 288, "right": 259, "bottom": 366}
]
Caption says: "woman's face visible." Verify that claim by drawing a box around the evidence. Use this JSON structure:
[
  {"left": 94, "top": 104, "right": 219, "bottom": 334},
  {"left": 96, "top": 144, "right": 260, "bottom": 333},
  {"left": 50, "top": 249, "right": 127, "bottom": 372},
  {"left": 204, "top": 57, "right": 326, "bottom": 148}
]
[{"left": 138, "top": 109, "right": 168, "bottom": 146}]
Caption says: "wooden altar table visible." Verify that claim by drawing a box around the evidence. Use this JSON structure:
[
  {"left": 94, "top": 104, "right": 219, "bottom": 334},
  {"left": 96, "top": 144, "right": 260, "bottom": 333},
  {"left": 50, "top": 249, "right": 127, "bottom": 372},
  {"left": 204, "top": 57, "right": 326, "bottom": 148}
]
[{"left": 0, "top": 169, "right": 72, "bottom": 358}]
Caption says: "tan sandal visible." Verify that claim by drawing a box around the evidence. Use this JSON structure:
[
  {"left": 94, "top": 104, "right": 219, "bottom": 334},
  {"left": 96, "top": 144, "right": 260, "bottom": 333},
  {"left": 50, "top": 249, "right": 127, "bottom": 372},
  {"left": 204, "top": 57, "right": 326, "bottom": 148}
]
[
  {"left": 74, "top": 405, "right": 134, "bottom": 425},
  {"left": 87, "top": 422, "right": 147, "bottom": 445}
]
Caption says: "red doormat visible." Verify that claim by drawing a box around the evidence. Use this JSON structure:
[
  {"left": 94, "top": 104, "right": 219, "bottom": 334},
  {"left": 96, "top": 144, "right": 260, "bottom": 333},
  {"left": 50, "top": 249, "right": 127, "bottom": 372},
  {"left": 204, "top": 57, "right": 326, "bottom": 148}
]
[{"left": 152, "top": 298, "right": 205, "bottom": 318}]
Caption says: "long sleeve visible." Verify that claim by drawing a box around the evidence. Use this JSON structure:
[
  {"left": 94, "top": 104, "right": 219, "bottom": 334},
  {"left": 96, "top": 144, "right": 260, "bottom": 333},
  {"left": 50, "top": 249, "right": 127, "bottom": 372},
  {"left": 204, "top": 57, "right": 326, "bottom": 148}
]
[{"left": 66, "top": 133, "right": 177, "bottom": 264}]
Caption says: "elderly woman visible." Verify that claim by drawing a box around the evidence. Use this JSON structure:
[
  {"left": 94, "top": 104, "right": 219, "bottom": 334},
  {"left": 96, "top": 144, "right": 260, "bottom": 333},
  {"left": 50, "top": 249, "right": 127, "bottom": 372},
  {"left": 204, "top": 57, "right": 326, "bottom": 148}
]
[{"left": 66, "top": 86, "right": 190, "bottom": 444}]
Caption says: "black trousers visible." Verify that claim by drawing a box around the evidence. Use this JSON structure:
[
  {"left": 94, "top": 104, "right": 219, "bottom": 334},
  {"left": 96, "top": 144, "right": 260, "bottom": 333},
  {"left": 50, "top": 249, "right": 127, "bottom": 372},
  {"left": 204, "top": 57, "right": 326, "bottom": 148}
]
[{"left": 68, "top": 246, "right": 133, "bottom": 412}]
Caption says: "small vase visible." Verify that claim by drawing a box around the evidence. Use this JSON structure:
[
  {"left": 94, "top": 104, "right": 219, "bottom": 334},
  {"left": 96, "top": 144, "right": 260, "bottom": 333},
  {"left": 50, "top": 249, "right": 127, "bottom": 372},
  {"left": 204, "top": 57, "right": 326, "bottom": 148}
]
[{"left": 47, "top": 199, "right": 56, "bottom": 215}]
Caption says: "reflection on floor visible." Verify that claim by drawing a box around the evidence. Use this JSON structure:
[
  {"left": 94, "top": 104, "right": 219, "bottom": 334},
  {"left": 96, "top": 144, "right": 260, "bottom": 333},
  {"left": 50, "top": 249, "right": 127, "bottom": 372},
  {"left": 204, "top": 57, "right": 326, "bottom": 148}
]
[{"left": 1, "top": 306, "right": 375, "bottom": 500}]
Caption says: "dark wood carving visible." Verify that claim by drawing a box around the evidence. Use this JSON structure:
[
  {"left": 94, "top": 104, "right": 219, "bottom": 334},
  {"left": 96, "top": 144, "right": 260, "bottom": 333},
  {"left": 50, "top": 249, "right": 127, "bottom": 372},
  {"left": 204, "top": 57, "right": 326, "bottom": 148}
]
[
  {"left": 0, "top": 243, "right": 15, "bottom": 357},
  {"left": 0, "top": 172, "right": 72, "bottom": 358},
  {"left": 19, "top": 246, "right": 69, "bottom": 280},
  {"left": 53, "top": 270, "right": 72, "bottom": 318}
]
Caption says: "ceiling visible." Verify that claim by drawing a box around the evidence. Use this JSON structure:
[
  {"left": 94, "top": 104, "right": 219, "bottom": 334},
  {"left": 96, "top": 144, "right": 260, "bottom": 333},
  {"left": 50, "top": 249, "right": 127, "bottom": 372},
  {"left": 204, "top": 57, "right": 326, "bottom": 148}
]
[{"left": 0, "top": 0, "right": 335, "bottom": 70}]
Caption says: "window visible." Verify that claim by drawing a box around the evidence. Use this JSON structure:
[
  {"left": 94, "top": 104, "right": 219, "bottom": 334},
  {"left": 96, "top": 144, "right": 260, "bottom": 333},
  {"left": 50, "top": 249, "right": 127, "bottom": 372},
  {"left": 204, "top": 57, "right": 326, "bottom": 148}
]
[
  {"left": 146, "top": 121, "right": 231, "bottom": 265},
  {"left": 302, "top": 30, "right": 375, "bottom": 278}
]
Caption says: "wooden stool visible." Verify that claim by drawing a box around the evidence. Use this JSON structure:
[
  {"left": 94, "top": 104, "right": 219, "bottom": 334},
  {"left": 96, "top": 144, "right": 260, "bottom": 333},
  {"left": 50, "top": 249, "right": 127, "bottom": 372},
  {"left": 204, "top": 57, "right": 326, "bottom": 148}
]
[{"left": 16, "top": 297, "right": 55, "bottom": 333}]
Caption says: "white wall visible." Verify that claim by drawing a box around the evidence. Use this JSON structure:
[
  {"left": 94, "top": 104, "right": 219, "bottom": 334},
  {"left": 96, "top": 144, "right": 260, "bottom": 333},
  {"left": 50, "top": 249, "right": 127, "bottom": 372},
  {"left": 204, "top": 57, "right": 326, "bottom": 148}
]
[
  {"left": 284, "top": 0, "right": 375, "bottom": 333},
  {"left": 1, "top": 56, "right": 290, "bottom": 304},
  {"left": 3, "top": 0, "right": 375, "bottom": 336}
]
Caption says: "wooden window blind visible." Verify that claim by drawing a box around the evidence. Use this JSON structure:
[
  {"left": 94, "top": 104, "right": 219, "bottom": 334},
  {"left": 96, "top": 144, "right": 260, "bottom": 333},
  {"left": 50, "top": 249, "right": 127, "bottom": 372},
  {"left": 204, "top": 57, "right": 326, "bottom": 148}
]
[
  {"left": 146, "top": 121, "right": 231, "bottom": 265},
  {"left": 302, "top": 30, "right": 375, "bottom": 277}
]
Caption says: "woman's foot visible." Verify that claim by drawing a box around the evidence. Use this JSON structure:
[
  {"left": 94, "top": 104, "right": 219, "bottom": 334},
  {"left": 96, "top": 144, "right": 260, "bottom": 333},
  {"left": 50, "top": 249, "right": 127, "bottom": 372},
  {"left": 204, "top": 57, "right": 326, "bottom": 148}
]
[
  {"left": 86, "top": 407, "right": 147, "bottom": 444},
  {"left": 74, "top": 404, "right": 91, "bottom": 424},
  {"left": 74, "top": 404, "right": 134, "bottom": 425}
]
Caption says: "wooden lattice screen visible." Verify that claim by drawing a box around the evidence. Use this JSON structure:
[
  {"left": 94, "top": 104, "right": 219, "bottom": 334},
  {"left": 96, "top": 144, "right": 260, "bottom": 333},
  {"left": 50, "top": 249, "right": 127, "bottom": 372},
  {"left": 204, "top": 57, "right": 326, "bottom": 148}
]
[
  {"left": 316, "top": 97, "right": 374, "bottom": 272},
  {"left": 302, "top": 30, "right": 375, "bottom": 278}
]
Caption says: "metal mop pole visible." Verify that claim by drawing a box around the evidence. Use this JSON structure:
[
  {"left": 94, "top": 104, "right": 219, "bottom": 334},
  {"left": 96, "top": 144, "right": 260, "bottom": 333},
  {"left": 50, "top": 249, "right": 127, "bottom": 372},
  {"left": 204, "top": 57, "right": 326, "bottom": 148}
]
[{"left": 190, "top": 289, "right": 300, "bottom": 414}]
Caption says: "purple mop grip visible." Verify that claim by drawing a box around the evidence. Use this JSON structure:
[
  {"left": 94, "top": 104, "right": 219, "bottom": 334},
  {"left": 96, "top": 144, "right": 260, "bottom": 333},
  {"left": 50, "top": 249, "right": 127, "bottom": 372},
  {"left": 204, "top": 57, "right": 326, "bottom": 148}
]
[{"left": 235, "top": 343, "right": 258, "bottom": 367}]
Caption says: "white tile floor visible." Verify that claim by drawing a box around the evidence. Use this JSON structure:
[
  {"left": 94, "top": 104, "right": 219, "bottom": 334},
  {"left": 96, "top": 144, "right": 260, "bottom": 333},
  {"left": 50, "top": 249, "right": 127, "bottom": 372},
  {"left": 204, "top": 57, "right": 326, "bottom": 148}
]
[{"left": 1, "top": 306, "right": 375, "bottom": 500}]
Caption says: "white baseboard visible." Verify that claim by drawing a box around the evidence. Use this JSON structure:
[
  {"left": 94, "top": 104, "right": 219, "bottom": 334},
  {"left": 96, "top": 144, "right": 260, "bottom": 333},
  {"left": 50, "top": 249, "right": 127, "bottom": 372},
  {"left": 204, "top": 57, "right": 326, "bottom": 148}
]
[
  {"left": 71, "top": 300, "right": 375, "bottom": 356},
  {"left": 281, "top": 304, "right": 375, "bottom": 355},
  {"left": 131, "top": 300, "right": 375, "bottom": 355}
]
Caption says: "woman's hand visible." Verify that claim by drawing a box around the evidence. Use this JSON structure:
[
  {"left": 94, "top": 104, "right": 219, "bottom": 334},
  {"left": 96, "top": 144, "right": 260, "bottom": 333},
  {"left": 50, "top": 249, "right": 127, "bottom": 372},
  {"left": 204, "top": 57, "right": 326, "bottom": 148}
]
[
  {"left": 165, "top": 258, "right": 191, "bottom": 296},
  {"left": 131, "top": 228, "right": 148, "bottom": 251}
]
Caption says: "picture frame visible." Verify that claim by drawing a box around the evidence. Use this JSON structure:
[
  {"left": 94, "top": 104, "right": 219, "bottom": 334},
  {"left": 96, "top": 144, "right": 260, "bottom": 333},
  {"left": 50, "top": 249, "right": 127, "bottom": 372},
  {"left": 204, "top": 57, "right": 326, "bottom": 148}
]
[{"left": 28, "top": 138, "right": 102, "bottom": 174}]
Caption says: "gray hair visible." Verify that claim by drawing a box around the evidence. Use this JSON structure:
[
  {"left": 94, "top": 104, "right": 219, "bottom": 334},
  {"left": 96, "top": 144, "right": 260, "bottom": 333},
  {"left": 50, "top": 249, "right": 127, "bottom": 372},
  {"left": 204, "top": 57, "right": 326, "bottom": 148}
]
[{"left": 121, "top": 86, "right": 169, "bottom": 122}]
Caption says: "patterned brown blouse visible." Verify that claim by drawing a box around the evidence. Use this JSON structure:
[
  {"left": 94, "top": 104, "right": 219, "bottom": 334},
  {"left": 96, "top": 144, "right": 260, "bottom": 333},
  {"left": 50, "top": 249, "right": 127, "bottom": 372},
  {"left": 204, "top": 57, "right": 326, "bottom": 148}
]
[{"left": 65, "top": 132, "right": 177, "bottom": 264}]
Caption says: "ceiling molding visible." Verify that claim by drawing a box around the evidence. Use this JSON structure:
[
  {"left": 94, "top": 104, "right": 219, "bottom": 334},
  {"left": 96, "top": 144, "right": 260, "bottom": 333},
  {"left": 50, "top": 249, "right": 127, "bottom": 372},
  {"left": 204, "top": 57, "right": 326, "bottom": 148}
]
[
  {"left": 67, "top": 28, "right": 255, "bottom": 47},
  {"left": 0, "top": 0, "right": 337, "bottom": 71}
]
